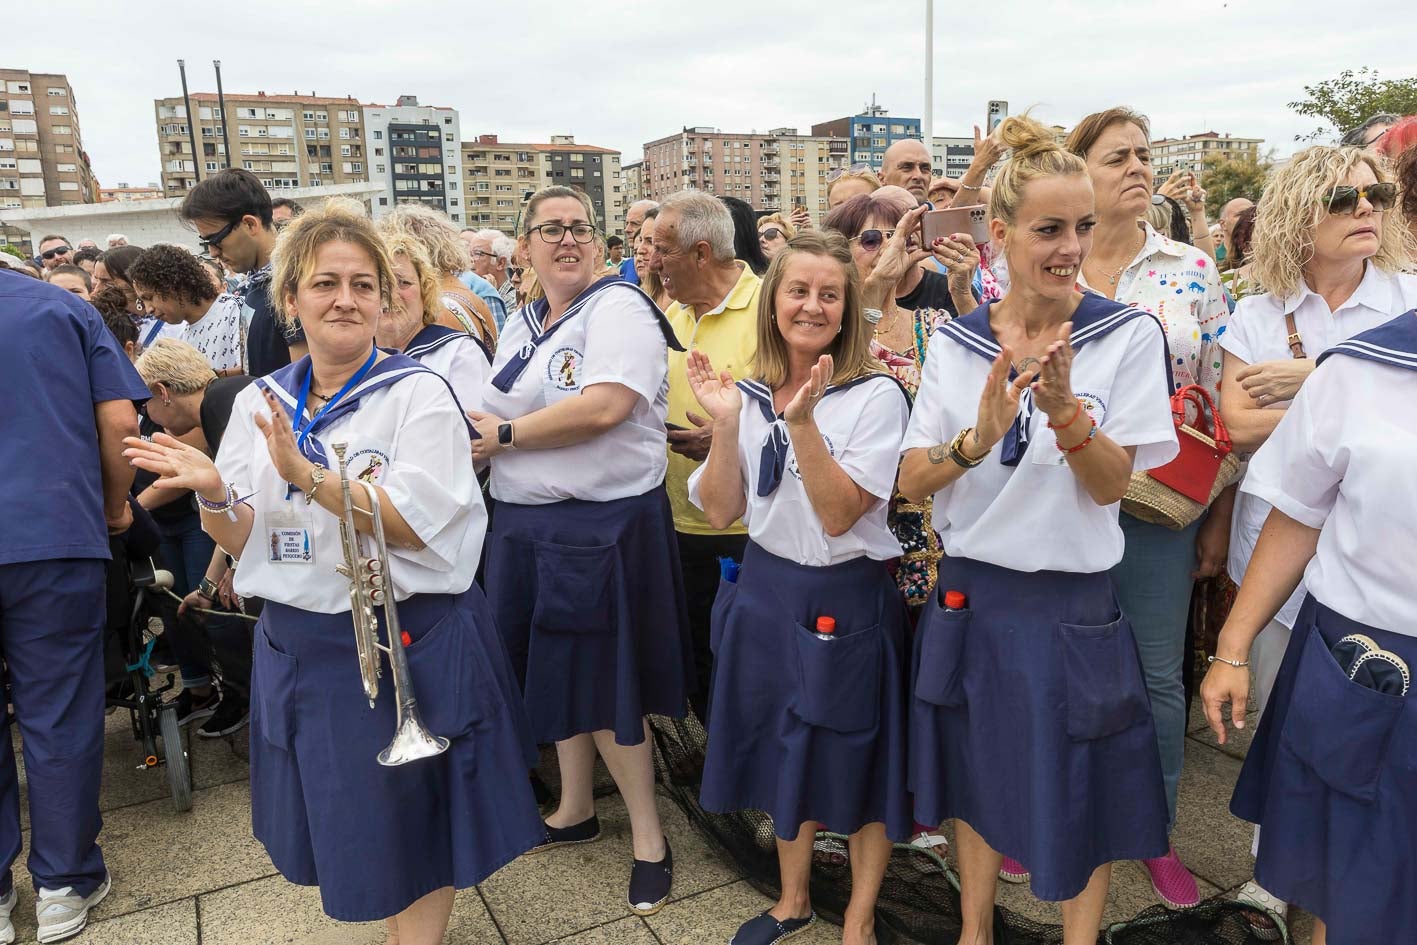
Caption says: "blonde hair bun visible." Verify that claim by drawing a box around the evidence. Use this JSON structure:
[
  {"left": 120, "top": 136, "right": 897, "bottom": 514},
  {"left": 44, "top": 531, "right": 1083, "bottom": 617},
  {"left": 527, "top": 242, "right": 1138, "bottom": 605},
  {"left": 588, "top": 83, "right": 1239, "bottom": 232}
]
[{"left": 994, "top": 114, "right": 1063, "bottom": 161}]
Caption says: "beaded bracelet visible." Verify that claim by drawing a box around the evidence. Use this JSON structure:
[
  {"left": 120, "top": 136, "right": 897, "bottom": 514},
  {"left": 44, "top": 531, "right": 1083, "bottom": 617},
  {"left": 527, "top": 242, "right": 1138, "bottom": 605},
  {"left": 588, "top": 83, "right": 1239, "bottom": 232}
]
[
  {"left": 1056, "top": 418, "right": 1099, "bottom": 455},
  {"left": 1046, "top": 398, "right": 1087, "bottom": 431},
  {"left": 195, "top": 483, "right": 240, "bottom": 522}
]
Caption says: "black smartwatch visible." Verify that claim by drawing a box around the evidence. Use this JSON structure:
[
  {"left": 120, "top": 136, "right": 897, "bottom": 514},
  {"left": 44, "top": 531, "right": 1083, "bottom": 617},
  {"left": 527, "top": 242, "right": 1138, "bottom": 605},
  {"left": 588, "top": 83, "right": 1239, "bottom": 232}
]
[{"left": 497, "top": 422, "right": 516, "bottom": 449}]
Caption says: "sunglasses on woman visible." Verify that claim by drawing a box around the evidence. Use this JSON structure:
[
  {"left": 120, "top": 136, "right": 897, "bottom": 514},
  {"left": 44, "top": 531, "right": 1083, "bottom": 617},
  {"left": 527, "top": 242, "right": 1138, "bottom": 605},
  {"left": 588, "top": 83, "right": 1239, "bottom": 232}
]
[
  {"left": 850, "top": 229, "right": 896, "bottom": 252},
  {"left": 1325, "top": 182, "right": 1398, "bottom": 215},
  {"left": 759, "top": 227, "right": 785, "bottom": 241},
  {"left": 827, "top": 162, "right": 874, "bottom": 183}
]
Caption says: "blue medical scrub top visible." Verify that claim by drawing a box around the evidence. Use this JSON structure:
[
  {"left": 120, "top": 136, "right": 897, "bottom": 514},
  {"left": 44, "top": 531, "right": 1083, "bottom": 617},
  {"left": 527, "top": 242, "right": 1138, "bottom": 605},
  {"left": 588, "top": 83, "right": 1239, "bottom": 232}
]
[
  {"left": 618, "top": 257, "right": 639, "bottom": 286},
  {"left": 0, "top": 270, "right": 150, "bottom": 565}
]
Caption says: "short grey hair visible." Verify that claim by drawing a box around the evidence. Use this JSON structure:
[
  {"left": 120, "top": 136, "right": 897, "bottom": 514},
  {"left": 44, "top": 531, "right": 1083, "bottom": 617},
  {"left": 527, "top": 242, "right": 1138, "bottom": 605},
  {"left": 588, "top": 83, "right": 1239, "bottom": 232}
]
[
  {"left": 474, "top": 228, "right": 517, "bottom": 263},
  {"left": 659, "top": 191, "right": 734, "bottom": 262},
  {"left": 106, "top": 234, "right": 128, "bottom": 247},
  {"left": 628, "top": 199, "right": 659, "bottom": 216}
]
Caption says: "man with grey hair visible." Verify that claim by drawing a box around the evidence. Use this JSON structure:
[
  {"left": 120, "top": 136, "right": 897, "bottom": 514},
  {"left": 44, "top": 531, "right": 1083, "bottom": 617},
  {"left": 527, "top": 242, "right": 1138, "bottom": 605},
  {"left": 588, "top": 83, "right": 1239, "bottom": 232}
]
[
  {"left": 622, "top": 199, "right": 659, "bottom": 285},
  {"left": 460, "top": 227, "right": 519, "bottom": 318},
  {"left": 650, "top": 190, "right": 761, "bottom": 720},
  {"left": 105, "top": 234, "right": 128, "bottom": 248}
]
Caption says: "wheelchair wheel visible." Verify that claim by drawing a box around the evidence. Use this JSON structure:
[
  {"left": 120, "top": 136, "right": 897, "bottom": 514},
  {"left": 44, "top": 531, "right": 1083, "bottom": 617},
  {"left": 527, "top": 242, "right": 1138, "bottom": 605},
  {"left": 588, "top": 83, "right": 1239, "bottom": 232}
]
[{"left": 157, "top": 703, "right": 193, "bottom": 812}]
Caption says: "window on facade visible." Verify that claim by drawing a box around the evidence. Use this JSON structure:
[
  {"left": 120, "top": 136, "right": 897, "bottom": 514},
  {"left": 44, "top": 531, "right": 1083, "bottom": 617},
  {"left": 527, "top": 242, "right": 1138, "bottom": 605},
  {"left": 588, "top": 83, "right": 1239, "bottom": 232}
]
[
  {"left": 47, "top": 87, "right": 66, "bottom": 97},
  {"left": 52, "top": 125, "right": 71, "bottom": 135}
]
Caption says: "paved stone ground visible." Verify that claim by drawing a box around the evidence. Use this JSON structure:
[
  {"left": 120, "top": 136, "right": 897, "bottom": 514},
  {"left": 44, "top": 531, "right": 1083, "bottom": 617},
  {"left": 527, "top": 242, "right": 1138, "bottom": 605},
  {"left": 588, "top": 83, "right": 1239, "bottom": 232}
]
[{"left": 8, "top": 700, "right": 1312, "bottom": 944}]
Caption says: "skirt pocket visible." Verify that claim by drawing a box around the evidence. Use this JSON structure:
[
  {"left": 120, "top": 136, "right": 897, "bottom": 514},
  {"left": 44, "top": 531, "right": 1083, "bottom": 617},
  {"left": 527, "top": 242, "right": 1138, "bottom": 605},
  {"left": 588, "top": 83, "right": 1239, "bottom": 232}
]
[
  {"left": 530, "top": 540, "right": 618, "bottom": 634},
  {"left": 790, "top": 621, "right": 882, "bottom": 733},
  {"left": 1279, "top": 627, "right": 1404, "bottom": 803},
  {"left": 403, "top": 608, "right": 486, "bottom": 740},
  {"left": 253, "top": 624, "right": 299, "bottom": 752},
  {"left": 913, "top": 600, "right": 970, "bottom": 708},
  {"left": 709, "top": 576, "right": 738, "bottom": 655},
  {"left": 1059, "top": 616, "right": 1149, "bottom": 741}
]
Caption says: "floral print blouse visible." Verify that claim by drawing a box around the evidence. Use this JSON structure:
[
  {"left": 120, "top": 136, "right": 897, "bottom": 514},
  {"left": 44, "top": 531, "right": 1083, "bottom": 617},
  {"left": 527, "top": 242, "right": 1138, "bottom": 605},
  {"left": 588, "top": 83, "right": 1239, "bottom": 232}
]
[{"left": 1078, "top": 222, "right": 1230, "bottom": 405}]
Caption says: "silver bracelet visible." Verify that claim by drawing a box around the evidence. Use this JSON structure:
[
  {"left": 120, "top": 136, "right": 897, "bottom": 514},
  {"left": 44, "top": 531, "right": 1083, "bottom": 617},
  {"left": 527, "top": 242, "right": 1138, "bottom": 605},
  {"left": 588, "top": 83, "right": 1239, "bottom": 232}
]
[
  {"left": 195, "top": 483, "right": 240, "bottom": 522},
  {"left": 958, "top": 182, "right": 983, "bottom": 191},
  {"left": 1207, "top": 655, "right": 1250, "bottom": 668},
  {"left": 863, "top": 307, "right": 884, "bottom": 325}
]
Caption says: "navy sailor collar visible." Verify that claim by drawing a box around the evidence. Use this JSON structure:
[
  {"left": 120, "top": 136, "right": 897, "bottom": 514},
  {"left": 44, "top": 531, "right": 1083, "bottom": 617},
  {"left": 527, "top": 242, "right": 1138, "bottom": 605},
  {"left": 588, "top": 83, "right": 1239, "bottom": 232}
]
[
  {"left": 256, "top": 351, "right": 439, "bottom": 472},
  {"left": 404, "top": 323, "right": 493, "bottom": 365},
  {"left": 736, "top": 372, "right": 909, "bottom": 497},
  {"left": 934, "top": 292, "right": 1172, "bottom": 465},
  {"left": 492, "top": 276, "right": 683, "bottom": 393},
  {"left": 1318, "top": 310, "right": 1417, "bottom": 373}
]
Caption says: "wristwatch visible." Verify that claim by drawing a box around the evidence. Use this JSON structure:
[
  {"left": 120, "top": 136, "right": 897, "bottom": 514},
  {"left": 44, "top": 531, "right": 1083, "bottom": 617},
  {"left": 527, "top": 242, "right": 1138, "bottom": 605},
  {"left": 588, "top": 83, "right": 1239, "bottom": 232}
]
[
  {"left": 497, "top": 422, "right": 516, "bottom": 449},
  {"left": 197, "top": 577, "right": 221, "bottom": 600},
  {"left": 306, "top": 463, "right": 327, "bottom": 505}
]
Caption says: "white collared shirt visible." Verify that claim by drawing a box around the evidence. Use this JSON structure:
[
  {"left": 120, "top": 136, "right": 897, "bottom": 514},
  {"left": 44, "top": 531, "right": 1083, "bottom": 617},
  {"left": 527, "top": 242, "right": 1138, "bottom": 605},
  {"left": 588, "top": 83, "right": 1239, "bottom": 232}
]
[
  {"left": 482, "top": 282, "right": 671, "bottom": 505},
  {"left": 407, "top": 333, "right": 490, "bottom": 416},
  {"left": 902, "top": 311, "right": 1176, "bottom": 574},
  {"left": 1222, "top": 264, "right": 1417, "bottom": 626},
  {"left": 1242, "top": 346, "right": 1417, "bottom": 635},
  {"left": 1077, "top": 223, "right": 1230, "bottom": 403},
  {"left": 687, "top": 374, "right": 908, "bottom": 566},
  {"left": 216, "top": 373, "right": 484, "bottom": 613}
]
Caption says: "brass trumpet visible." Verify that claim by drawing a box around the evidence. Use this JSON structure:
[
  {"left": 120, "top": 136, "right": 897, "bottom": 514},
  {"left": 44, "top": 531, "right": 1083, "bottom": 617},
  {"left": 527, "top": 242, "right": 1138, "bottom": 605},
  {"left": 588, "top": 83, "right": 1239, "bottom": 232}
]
[{"left": 331, "top": 442, "right": 449, "bottom": 766}]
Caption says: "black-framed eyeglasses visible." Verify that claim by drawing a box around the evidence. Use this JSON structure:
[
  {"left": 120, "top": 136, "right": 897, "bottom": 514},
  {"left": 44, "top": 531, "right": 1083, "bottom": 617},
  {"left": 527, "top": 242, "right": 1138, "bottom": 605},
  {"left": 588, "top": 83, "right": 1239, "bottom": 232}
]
[
  {"left": 827, "top": 162, "right": 873, "bottom": 183},
  {"left": 197, "top": 218, "right": 241, "bottom": 251},
  {"left": 471, "top": 250, "right": 501, "bottom": 260},
  {"left": 1325, "top": 183, "right": 1398, "bottom": 215},
  {"left": 527, "top": 223, "right": 596, "bottom": 243},
  {"left": 850, "top": 229, "right": 895, "bottom": 252},
  {"left": 40, "top": 246, "right": 72, "bottom": 260},
  {"left": 759, "top": 227, "right": 785, "bottom": 242}
]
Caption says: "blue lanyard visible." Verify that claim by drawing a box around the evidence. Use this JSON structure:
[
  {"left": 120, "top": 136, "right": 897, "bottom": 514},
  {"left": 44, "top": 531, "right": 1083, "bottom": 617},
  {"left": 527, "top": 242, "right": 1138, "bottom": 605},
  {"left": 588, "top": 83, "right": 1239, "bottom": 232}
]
[
  {"left": 142, "top": 319, "right": 164, "bottom": 347},
  {"left": 293, "top": 346, "right": 378, "bottom": 449}
]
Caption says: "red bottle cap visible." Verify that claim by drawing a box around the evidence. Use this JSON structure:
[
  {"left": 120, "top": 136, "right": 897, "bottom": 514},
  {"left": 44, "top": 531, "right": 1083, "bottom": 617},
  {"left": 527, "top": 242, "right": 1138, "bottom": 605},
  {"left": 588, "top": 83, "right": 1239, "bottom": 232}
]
[
  {"left": 815, "top": 616, "right": 836, "bottom": 634},
  {"left": 944, "top": 590, "right": 967, "bottom": 610},
  {"left": 401, "top": 630, "right": 413, "bottom": 647}
]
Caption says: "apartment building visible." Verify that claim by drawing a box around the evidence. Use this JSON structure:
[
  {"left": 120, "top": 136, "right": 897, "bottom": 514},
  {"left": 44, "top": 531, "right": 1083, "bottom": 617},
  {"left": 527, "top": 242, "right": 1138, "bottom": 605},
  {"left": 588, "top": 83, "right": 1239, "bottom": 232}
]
[
  {"left": 100, "top": 183, "right": 164, "bottom": 202},
  {"left": 363, "top": 95, "right": 461, "bottom": 225},
  {"left": 641, "top": 126, "right": 850, "bottom": 214},
  {"left": 153, "top": 90, "right": 369, "bottom": 197},
  {"left": 810, "top": 102, "right": 922, "bottom": 167},
  {"left": 932, "top": 136, "right": 976, "bottom": 178},
  {"left": 461, "top": 134, "right": 623, "bottom": 237},
  {"left": 623, "top": 160, "right": 644, "bottom": 206},
  {"left": 1152, "top": 131, "right": 1263, "bottom": 184},
  {"left": 0, "top": 69, "right": 99, "bottom": 213}
]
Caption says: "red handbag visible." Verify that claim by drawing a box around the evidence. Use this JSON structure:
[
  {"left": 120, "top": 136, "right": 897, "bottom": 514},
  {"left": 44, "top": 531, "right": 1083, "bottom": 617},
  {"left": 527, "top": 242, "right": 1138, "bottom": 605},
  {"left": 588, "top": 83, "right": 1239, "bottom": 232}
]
[{"left": 1146, "top": 385, "right": 1234, "bottom": 503}]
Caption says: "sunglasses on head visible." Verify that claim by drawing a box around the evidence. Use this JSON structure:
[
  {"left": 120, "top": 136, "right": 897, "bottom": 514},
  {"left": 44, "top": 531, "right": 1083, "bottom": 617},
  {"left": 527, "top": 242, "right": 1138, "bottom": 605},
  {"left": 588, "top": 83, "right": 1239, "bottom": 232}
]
[
  {"left": 850, "top": 229, "right": 895, "bottom": 252},
  {"left": 1325, "top": 182, "right": 1398, "bottom": 215},
  {"left": 197, "top": 218, "right": 242, "bottom": 251},
  {"left": 759, "top": 227, "right": 785, "bottom": 241},
  {"left": 827, "top": 162, "right": 873, "bottom": 183},
  {"left": 41, "top": 246, "right": 71, "bottom": 260}
]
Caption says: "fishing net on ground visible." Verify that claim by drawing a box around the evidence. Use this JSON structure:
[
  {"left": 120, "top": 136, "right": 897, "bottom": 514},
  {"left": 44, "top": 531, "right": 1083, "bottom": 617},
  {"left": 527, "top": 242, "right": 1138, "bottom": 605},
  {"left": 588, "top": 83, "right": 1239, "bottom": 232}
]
[{"left": 644, "top": 711, "right": 1281, "bottom": 945}]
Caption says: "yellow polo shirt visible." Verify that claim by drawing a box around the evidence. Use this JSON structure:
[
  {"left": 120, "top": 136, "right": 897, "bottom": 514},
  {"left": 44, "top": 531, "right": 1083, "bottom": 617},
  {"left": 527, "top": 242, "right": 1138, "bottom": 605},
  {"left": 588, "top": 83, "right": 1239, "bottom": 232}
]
[{"left": 664, "top": 262, "right": 762, "bottom": 535}]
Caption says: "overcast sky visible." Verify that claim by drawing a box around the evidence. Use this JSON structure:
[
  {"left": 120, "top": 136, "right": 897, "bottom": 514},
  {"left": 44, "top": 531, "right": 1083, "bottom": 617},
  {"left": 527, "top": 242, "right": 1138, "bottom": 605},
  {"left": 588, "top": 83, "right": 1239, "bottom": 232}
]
[{"left": 18, "top": 0, "right": 1417, "bottom": 188}]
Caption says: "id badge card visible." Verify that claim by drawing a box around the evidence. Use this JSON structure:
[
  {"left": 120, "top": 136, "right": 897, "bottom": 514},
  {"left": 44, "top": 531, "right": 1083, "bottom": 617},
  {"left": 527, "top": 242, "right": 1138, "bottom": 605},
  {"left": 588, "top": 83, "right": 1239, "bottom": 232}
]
[{"left": 266, "top": 505, "right": 316, "bottom": 565}]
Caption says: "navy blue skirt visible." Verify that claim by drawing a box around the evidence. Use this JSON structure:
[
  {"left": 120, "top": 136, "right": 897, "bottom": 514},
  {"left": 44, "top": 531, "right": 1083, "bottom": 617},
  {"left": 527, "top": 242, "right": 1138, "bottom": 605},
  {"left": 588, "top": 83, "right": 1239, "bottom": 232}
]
[
  {"left": 250, "top": 586, "right": 544, "bottom": 922},
  {"left": 700, "top": 541, "right": 913, "bottom": 842},
  {"left": 1231, "top": 595, "right": 1417, "bottom": 944},
  {"left": 909, "top": 555, "right": 1169, "bottom": 901},
  {"left": 483, "top": 485, "right": 693, "bottom": 745}
]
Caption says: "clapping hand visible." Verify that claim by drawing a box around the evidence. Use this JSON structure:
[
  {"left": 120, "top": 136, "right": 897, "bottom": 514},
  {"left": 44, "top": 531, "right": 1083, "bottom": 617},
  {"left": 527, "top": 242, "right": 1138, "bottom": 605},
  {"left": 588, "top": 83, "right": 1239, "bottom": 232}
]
[
  {"left": 1031, "top": 322, "right": 1077, "bottom": 423},
  {"left": 253, "top": 388, "right": 313, "bottom": 485},
  {"left": 783, "top": 355, "right": 833, "bottom": 426},
  {"left": 124, "top": 432, "right": 222, "bottom": 497},
  {"left": 685, "top": 350, "right": 741, "bottom": 424},
  {"left": 974, "top": 345, "right": 1035, "bottom": 450}
]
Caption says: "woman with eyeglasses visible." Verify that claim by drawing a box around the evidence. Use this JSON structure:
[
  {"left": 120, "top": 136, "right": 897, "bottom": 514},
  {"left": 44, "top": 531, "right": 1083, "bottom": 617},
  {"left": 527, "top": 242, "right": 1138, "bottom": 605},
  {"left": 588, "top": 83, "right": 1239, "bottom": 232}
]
[
  {"left": 472, "top": 186, "right": 693, "bottom": 917},
  {"left": 1214, "top": 144, "right": 1417, "bottom": 937},
  {"left": 756, "top": 213, "right": 796, "bottom": 262}
]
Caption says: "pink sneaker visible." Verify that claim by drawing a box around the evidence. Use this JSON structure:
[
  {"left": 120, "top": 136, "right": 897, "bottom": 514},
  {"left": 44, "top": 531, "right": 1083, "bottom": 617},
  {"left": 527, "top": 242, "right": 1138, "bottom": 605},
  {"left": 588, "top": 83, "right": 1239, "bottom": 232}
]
[
  {"left": 1143, "top": 847, "right": 1200, "bottom": 909},
  {"left": 998, "top": 856, "right": 1029, "bottom": 884}
]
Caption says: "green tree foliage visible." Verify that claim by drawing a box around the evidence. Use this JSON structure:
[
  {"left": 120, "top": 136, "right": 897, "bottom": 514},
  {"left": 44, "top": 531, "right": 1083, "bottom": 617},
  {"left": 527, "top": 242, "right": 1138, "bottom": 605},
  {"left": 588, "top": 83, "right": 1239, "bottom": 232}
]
[
  {"left": 0, "top": 244, "right": 26, "bottom": 261},
  {"left": 1288, "top": 68, "right": 1417, "bottom": 141},
  {"left": 1201, "top": 151, "right": 1274, "bottom": 218}
]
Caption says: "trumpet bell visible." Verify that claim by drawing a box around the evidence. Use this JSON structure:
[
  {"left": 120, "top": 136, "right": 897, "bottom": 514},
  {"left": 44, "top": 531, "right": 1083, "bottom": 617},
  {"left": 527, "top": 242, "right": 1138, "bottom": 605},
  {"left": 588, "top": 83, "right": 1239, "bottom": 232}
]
[{"left": 377, "top": 713, "right": 451, "bottom": 767}]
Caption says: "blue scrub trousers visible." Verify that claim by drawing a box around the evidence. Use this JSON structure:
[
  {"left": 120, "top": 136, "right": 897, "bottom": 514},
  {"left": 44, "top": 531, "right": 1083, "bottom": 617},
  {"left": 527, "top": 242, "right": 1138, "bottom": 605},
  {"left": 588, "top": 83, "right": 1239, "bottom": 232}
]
[
  {"left": 1110, "top": 512, "right": 1201, "bottom": 831},
  {"left": 0, "top": 559, "right": 108, "bottom": 897}
]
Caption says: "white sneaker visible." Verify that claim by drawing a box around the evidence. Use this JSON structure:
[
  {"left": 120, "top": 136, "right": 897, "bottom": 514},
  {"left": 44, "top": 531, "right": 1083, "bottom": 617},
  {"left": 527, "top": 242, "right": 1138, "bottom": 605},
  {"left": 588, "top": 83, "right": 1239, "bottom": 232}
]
[
  {"left": 1, "top": 887, "right": 17, "bottom": 945},
  {"left": 35, "top": 873, "right": 110, "bottom": 943}
]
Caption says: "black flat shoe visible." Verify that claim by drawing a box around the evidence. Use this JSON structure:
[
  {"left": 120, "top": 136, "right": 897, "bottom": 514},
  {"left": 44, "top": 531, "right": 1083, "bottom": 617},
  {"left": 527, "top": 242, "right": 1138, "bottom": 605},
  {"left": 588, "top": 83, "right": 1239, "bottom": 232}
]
[
  {"left": 627, "top": 841, "right": 673, "bottom": 916},
  {"left": 528, "top": 814, "right": 601, "bottom": 854},
  {"left": 729, "top": 910, "right": 815, "bottom": 945}
]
